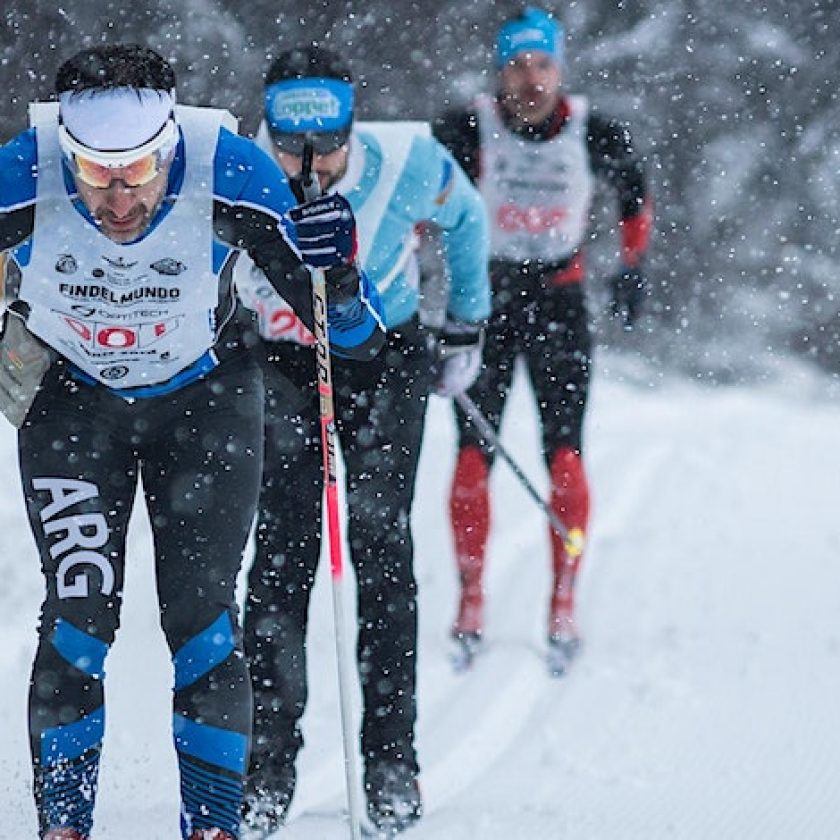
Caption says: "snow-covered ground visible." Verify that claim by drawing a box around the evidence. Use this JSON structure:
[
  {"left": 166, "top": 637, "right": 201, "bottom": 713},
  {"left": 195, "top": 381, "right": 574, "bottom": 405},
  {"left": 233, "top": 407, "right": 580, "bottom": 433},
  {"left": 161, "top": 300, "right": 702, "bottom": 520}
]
[{"left": 2, "top": 351, "right": 840, "bottom": 839}]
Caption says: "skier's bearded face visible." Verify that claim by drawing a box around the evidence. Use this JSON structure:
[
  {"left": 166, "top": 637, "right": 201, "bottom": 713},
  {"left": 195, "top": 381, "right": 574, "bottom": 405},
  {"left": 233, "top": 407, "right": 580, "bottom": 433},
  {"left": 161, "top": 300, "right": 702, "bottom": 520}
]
[
  {"left": 273, "top": 145, "right": 350, "bottom": 195},
  {"left": 499, "top": 51, "right": 562, "bottom": 125}
]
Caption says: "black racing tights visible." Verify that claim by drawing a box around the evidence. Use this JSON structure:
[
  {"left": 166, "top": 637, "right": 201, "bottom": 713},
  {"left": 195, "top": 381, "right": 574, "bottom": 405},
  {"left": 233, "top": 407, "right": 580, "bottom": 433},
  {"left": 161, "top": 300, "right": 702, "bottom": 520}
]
[
  {"left": 244, "top": 320, "right": 431, "bottom": 784},
  {"left": 455, "top": 272, "right": 591, "bottom": 458},
  {"left": 19, "top": 355, "right": 263, "bottom": 839}
]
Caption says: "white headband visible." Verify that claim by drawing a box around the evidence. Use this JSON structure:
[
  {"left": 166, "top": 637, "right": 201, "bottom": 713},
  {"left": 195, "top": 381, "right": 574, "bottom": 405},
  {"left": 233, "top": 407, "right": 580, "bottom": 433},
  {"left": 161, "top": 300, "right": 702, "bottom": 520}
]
[{"left": 59, "top": 87, "right": 176, "bottom": 153}]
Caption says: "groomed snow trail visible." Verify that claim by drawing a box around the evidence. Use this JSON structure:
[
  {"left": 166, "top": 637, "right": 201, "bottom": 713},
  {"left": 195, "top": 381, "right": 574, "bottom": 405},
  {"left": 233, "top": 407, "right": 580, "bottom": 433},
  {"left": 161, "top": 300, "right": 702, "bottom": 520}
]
[{"left": 2, "top": 354, "right": 840, "bottom": 838}]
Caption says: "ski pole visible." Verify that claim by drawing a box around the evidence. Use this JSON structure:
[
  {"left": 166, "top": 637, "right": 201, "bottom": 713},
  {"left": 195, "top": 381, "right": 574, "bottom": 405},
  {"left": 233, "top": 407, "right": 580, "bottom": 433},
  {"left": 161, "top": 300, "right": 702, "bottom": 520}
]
[
  {"left": 300, "top": 140, "right": 364, "bottom": 840},
  {"left": 454, "top": 391, "right": 584, "bottom": 558}
]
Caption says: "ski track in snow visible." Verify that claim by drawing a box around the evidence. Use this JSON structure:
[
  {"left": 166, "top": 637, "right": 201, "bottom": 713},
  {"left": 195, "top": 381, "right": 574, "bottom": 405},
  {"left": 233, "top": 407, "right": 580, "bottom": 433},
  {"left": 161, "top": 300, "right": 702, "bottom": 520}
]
[{"left": 2, "top": 352, "right": 840, "bottom": 838}]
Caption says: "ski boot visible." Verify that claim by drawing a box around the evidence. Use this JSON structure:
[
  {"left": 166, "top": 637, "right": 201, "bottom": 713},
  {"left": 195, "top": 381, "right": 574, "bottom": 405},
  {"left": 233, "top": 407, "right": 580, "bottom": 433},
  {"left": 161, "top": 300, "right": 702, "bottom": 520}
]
[
  {"left": 450, "top": 583, "right": 484, "bottom": 672},
  {"left": 241, "top": 762, "right": 297, "bottom": 838},
  {"left": 547, "top": 631, "right": 581, "bottom": 677},
  {"left": 365, "top": 759, "right": 423, "bottom": 836},
  {"left": 450, "top": 628, "right": 483, "bottom": 673},
  {"left": 547, "top": 599, "right": 581, "bottom": 678}
]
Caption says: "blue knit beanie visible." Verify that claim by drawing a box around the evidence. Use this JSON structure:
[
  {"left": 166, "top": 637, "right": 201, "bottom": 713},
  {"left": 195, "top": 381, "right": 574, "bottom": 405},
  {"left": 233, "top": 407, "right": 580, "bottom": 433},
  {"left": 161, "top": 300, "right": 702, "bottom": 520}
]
[{"left": 496, "top": 7, "right": 565, "bottom": 68}]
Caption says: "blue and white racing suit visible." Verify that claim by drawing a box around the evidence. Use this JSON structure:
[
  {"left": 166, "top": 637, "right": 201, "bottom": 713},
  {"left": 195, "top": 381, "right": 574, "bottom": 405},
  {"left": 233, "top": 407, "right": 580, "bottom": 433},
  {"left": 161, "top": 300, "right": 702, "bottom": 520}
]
[{"left": 0, "top": 103, "right": 384, "bottom": 839}]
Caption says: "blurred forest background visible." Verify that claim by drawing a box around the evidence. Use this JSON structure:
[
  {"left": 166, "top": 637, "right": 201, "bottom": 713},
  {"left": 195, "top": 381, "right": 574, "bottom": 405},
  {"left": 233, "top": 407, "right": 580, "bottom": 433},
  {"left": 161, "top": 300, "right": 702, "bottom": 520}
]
[{"left": 1, "top": 0, "right": 838, "bottom": 383}]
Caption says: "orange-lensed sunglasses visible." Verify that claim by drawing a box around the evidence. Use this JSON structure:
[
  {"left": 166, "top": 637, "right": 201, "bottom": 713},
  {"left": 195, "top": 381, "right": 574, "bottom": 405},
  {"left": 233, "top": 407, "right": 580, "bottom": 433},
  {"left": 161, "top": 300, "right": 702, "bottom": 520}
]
[{"left": 70, "top": 150, "right": 166, "bottom": 189}]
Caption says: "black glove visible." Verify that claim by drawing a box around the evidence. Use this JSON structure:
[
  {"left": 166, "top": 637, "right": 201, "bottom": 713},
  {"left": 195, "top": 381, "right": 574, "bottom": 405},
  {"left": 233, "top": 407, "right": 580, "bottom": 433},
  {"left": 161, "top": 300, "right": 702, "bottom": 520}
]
[
  {"left": 287, "top": 193, "right": 358, "bottom": 270},
  {"left": 431, "top": 318, "right": 485, "bottom": 398},
  {"left": 609, "top": 265, "right": 647, "bottom": 327}
]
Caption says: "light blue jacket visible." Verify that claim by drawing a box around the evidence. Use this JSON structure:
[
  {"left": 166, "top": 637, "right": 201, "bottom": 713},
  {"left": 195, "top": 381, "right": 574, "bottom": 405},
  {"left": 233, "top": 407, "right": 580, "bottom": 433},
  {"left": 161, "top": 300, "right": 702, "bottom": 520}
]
[{"left": 241, "top": 120, "right": 491, "bottom": 333}]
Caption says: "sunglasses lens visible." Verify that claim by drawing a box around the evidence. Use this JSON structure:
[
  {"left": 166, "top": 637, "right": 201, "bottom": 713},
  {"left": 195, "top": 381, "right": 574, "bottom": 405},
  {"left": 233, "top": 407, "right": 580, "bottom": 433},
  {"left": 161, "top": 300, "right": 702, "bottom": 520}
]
[
  {"left": 74, "top": 157, "right": 114, "bottom": 189},
  {"left": 312, "top": 133, "right": 345, "bottom": 154},
  {"left": 271, "top": 134, "right": 304, "bottom": 156},
  {"left": 119, "top": 155, "right": 160, "bottom": 186},
  {"left": 271, "top": 130, "right": 348, "bottom": 157},
  {"left": 74, "top": 152, "right": 162, "bottom": 188}
]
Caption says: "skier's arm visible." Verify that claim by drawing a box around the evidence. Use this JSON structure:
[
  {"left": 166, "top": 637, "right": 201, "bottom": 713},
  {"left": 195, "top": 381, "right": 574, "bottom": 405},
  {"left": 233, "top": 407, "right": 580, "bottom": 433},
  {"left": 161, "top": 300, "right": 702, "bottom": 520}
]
[
  {"left": 213, "top": 129, "right": 384, "bottom": 361},
  {"left": 0, "top": 130, "right": 38, "bottom": 254},
  {"left": 432, "top": 109, "right": 481, "bottom": 184},
  {"left": 586, "top": 113, "right": 652, "bottom": 269},
  {"left": 417, "top": 136, "right": 491, "bottom": 327},
  {"left": 412, "top": 129, "right": 490, "bottom": 397},
  {"left": 0, "top": 130, "right": 55, "bottom": 426}
]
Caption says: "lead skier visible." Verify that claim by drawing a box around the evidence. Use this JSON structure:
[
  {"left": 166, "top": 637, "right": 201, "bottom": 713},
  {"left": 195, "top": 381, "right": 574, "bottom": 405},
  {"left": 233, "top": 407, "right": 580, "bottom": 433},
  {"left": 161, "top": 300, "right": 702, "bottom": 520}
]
[{"left": 0, "top": 44, "right": 384, "bottom": 840}]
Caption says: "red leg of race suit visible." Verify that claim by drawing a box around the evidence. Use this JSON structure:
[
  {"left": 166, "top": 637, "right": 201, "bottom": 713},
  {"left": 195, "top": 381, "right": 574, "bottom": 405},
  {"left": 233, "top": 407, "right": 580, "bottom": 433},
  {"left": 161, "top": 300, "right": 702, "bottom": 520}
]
[
  {"left": 548, "top": 446, "right": 590, "bottom": 638},
  {"left": 449, "top": 445, "right": 490, "bottom": 635}
]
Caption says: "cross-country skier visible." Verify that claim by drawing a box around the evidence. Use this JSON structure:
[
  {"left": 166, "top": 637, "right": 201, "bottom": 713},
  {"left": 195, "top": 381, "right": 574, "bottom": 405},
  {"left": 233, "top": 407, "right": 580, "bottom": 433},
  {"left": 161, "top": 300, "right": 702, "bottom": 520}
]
[
  {"left": 433, "top": 7, "right": 653, "bottom": 675},
  {"left": 0, "top": 44, "right": 384, "bottom": 840},
  {"left": 235, "top": 45, "right": 490, "bottom": 837}
]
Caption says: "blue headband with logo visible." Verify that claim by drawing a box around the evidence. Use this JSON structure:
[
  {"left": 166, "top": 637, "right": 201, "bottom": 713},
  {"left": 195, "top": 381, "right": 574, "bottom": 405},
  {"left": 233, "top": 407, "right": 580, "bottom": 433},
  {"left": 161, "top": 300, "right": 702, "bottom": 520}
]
[
  {"left": 264, "top": 77, "right": 354, "bottom": 135},
  {"left": 496, "top": 7, "right": 565, "bottom": 68}
]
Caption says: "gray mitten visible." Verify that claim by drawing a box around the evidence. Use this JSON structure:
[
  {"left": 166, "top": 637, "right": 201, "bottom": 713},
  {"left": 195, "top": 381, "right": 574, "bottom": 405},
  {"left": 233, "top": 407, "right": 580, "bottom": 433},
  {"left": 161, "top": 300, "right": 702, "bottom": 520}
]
[
  {"left": 0, "top": 306, "right": 52, "bottom": 427},
  {"left": 432, "top": 318, "right": 484, "bottom": 398}
]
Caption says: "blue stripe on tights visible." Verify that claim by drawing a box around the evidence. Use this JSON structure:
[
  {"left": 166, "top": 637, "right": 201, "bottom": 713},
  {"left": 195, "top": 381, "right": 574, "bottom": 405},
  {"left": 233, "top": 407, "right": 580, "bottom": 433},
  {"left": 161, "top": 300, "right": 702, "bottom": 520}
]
[
  {"left": 172, "top": 611, "right": 235, "bottom": 692},
  {"left": 172, "top": 713, "right": 247, "bottom": 776},
  {"left": 41, "top": 705, "right": 105, "bottom": 765},
  {"left": 51, "top": 617, "right": 108, "bottom": 678}
]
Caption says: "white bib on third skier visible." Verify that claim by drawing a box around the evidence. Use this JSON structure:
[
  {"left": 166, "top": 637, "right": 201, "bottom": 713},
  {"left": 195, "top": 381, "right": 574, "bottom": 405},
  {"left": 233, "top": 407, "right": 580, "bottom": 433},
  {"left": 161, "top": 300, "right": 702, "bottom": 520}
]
[
  {"left": 476, "top": 94, "right": 594, "bottom": 263},
  {"left": 21, "top": 103, "right": 226, "bottom": 389}
]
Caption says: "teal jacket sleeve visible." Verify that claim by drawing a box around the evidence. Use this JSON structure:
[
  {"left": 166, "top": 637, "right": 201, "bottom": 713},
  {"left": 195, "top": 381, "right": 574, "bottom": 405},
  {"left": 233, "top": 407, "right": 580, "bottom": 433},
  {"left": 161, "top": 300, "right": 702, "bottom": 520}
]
[{"left": 404, "top": 135, "right": 491, "bottom": 325}]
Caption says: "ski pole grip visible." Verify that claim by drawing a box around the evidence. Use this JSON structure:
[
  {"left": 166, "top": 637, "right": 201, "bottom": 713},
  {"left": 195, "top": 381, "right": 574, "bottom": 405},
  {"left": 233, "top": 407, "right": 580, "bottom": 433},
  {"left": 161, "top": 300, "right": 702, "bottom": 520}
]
[{"left": 300, "top": 138, "right": 321, "bottom": 201}]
